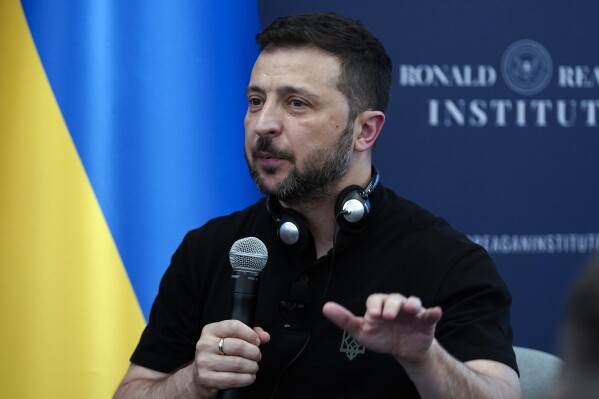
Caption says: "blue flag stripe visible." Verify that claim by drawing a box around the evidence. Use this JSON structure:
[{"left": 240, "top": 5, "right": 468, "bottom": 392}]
[{"left": 22, "top": 1, "right": 262, "bottom": 318}]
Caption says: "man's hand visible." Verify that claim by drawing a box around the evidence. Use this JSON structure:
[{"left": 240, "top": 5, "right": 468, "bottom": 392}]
[
  {"left": 322, "top": 293, "right": 442, "bottom": 363},
  {"left": 113, "top": 321, "right": 270, "bottom": 399},
  {"left": 323, "top": 294, "right": 520, "bottom": 399},
  {"left": 192, "top": 320, "right": 271, "bottom": 395}
]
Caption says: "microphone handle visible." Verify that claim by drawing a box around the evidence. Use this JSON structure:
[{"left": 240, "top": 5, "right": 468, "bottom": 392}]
[
  {"left": 217, "top": 294, "right": 254, "bottom": 399},
  {"left": 218, "top": 273, "right": 259, "bottom": 399},
  {"left": 230, "top": 271, "right": 259, "bottom": 325},
  {"left": 231, "top": 292, "right": 256, "bottom": 325},
  {"left": 220, "top": 388, "right": 243, "bottom": 399}
]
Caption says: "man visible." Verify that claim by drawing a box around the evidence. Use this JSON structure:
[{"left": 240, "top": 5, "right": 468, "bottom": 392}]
[
  {"left": 114, "top": 13, "right": 520, "bottom": 398},
  {"left": 553, "top": 252, "right": 599, "bottom": 399}
]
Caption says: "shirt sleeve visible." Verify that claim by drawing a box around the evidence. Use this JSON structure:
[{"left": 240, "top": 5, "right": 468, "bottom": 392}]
[
  {"left": 130, "top": 233, "right": 199, "bottom": 373},
  {"left": 433, "top": 247, "right": 519, "bottom": 374}
]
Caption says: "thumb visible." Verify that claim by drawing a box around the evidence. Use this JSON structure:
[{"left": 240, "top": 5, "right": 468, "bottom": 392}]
[{"left": 322, "top": 302, "right": 361, "bottom": 334}]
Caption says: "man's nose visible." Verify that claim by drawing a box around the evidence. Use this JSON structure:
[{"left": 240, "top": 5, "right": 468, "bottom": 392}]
[{"left": 253, "top": 101, "right": 282, "bottom": 137}]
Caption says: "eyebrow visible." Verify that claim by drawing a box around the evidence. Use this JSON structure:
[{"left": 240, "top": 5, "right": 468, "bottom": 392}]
[{"left": 246, "top": 85, "right": 317, "bottom": 100}]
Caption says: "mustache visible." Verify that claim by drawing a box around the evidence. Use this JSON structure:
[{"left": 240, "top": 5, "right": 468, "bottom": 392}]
[{"left": 251, "top": 136, "right": 294, "bottom": 161}]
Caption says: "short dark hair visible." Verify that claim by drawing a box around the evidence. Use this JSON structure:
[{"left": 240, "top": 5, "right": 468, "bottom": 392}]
[{"left": 256, "top": 12, "right": 392, "bottom": 119}]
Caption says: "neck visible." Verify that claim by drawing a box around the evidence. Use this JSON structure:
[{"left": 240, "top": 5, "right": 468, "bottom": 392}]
[
  {"left": 292, "top": 200, "right": 336, "bottom": 258},
  {"left": 285, "top": 165, "right": 375, "bottom": 258}
]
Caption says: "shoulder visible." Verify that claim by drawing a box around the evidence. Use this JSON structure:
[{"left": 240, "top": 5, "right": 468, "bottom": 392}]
[
  {"left": 162, "top": 198, "right": 274, "bottom": 279},
  {"left": 372, "top": 187, "right": 505, "bottom": 302},
  {"left": 181, "top": 198, "right": 270, "bottom": 248},
  {"left": 378, "top": 186, "right": 485, "bottom": 262}
]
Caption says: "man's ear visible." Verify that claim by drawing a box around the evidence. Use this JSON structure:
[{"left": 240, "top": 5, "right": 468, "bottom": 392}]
[{"left": 354, "top": 110, "right": 386, "bottom": 152}]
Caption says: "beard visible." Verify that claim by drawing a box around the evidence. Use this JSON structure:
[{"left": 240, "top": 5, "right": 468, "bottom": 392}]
[{"left": 247, "top": 122, "right": 354, "bottom": 206}]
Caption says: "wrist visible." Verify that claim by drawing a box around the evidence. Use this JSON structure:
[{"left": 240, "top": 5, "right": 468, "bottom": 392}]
[
  {"left": 395, "top": 338, "right": 441, "bottom": 373},
  {"left": 182, "top": 362, "right": 213, "bottom": 399}
]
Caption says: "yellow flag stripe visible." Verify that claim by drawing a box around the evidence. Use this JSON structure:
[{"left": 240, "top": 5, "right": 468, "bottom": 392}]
[{"left": 0, "top": 2, "right": 145, "bottom": 398}]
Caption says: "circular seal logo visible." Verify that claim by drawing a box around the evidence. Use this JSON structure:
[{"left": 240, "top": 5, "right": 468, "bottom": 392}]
[{"left": 501, "top": 39, "right": 553, "bottom": 95}]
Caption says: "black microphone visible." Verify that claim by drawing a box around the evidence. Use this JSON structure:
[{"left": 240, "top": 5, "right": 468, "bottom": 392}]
[
  {"left": 220, "top": 237, "right": 268, "bottom": 399},
  {"left": 228, "top": 237, "right": 268, "bottom": 325}
]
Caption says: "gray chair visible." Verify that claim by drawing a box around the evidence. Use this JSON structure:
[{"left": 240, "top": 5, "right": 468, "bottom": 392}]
[{"left": 514, "top": 346, "right": 563, "bottom": 399}]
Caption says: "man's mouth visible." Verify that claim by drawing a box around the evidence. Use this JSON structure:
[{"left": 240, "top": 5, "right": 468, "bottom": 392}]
[
  {"left": 257, "top": 151, "right": 278, "bottom": 160},
  {"left": 251, "top": 137, "right": 294, "bottom": 165}
]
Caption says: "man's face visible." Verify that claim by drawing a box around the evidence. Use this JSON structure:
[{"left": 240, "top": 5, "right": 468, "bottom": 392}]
[{"left": 244, "top": 46, "right": 355, "bottom": 205}]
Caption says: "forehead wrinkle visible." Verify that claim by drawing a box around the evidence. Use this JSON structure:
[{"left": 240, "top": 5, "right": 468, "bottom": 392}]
[{"left": 249, "top": 48, "right": 341, "bottom": 94}]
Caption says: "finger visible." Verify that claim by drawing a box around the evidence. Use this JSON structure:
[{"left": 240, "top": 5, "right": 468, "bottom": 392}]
[
  {"left": 219, "top": 320, "right": 260, "bottom": 344},
  {"left": 202, "top": 319, "right": 254, "bottom": 341},
  {"left": 195, "top": 320, "right": 258, "bottom": 361},
  {"left": 216, "top": 336, "right": 263, "bottom": 361},
  {"left": 193, "top": 367, "right": 254, "bottom": 392},
  {"left": 380, "top": 293, "right": 408, "bottom": 318},
  {"left": 322, "top": 301, "right": 362, "bottom": 334},
  {"left": 401, "top": 296, "right": 423, "bottom": 314},
  {"left": 209, "top": 337, "right": 261, "bottom": 376},
  {"left": 215, "top": 371, "right": 257, "bottom": 389},
  {"left": 209, "top": 356, "right": 260, "bottom": 388},
  {"left": 194, "top": 343, "right": 258, "bottom": 391},
  {"left": 365, "top": 293, "right": 388, "bottom": 317},
  {"left": 200, "top": 320, "right": 260, "bottom": 346},
  {"left": 253, "top": 326, "right": 271, "bottom": 345},
  {"left": 420, "top": 306, "right": 443, "bottom": 324}
]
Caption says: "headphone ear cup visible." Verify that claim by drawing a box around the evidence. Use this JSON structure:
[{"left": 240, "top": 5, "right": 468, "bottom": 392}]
[
  {"left": 267, "top": 196, "right": 311, "bottom": 252},
  {"left": 277, "top": 207, "right": 312, "bottom": 252},
  {"left": 335, "top": 185, "right": 371, "bottom": 233},
  {"left": 277, "top": 212, "right": 300, "bottom": 245}
]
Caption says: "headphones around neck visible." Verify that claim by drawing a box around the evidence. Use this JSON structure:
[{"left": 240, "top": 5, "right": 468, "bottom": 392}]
[{"left": 266, "top": 166, "right": 380, "bottom": 252}]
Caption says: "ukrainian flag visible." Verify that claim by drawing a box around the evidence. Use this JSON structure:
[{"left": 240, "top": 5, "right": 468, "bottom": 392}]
[{"left": 0, "top": 1, "right": 261, "bottom": 397}]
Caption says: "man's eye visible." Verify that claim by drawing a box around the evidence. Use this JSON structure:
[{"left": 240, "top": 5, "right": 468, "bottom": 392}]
[
  {"left": 249, "top": 98, "right": 262, "bottom": 106},
  {"left": 290, "top": 99, "right": 305, "bottom": 107}
]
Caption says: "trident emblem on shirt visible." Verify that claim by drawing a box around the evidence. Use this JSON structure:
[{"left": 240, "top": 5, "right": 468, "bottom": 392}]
[{"left": 340, "top": 330, "right": 365, "bottom": 360}]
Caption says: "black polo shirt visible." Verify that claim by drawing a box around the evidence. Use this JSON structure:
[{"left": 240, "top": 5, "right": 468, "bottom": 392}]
[{"left": 131, "top": 184, "right": 517, "bottom": 398}]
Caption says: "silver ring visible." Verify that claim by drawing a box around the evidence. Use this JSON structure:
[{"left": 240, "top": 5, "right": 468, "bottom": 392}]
[{"left": 218, "top": 338, "right": 226, "bottom": 355}]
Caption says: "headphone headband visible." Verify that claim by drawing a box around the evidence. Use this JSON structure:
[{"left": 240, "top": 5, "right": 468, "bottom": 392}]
[{"left": 360, "top": 165, "right": 380, "bottom": 198}]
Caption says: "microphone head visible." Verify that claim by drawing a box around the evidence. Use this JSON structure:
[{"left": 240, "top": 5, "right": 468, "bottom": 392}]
[{"left": 229, "top": 237, "right": 268, "bottom": 273}]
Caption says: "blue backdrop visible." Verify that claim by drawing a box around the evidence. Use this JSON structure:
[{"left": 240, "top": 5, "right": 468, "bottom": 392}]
[
  {"left": 258, "top": 0, "right": 599, "bottom": 354},
  {"left": 22, "top": 1, "right": 262, "bottom": 319}
]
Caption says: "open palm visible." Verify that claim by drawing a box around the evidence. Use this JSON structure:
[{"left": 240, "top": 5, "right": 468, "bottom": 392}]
[{"left": 323, "top": 294, "right": 443, "bottom": 363}]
